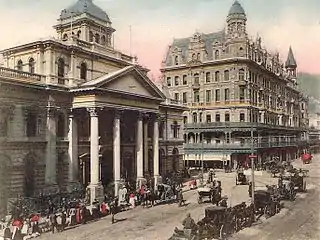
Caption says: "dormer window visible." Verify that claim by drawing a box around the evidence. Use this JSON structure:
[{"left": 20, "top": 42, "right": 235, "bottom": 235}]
[
  {"left": 29, "top": 58, "right": 35, "bottom": 74},
  {"left": 174, "top": 56, "right": 178, "bottom": 65},
  {"left": 215, "top": 50, "right": 219, "bottom": 59},
  {"left": 95, "top": 33, "right": 100, "bottom": 44},
  {"left": 17, "top": 60, "right": 23, "bottom": 71},
  {"left": 62, "top": 33, "right": 68, "bottom": 41}
]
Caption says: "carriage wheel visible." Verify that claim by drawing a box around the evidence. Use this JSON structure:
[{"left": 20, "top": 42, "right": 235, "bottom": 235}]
[
  {"left": 264, "top": 205, "right": 272, "bottom": 218},
  {"left": 220, "top": 224, "right": 228, "bottom": 240}
]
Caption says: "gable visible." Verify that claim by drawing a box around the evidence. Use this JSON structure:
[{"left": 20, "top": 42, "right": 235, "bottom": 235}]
[{"left": 101, "top": 73, "right": 156, "bottom": 98}]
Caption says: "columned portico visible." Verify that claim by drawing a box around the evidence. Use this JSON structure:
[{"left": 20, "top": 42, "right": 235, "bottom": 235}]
[
  {"left": 113, "top": 110, "right": 121, "bottom": 197},
  {"left": 87, "top": 107, "right": 103, "bottom": 204},
  {"left": 136, "top": 112, "right": 144, "bottom": 186},
  {"left": 153, "top": 115, "right": 160, "bottom": 188},
  {"left": 68, "top": 110, "right": 79, "bottom": 182}
]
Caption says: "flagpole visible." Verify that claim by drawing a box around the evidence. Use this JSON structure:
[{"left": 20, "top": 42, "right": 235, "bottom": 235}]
[{"left": 129, "top": 25, "right": 132, "bottom": 56}]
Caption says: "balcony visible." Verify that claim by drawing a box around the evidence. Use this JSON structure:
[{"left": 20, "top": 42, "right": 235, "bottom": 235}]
[
  {"left": 0, "top": 67, "right": 45, "bottom": 82},
  {"left": 184, "top": 122, "right": 304, "bottom": 131}
]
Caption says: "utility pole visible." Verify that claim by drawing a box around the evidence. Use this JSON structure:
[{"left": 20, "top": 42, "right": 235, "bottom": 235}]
[{"left": 250, "top": 105, "right": 256, "bottom": 220}]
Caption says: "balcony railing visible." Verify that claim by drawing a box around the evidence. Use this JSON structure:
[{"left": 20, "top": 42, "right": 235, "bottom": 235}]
[
  {"left": 185, "top": 122, "right": 304, "bottom": 131},
  {"left": 0, "top": 67, "right": 44, "bottom": 82}
]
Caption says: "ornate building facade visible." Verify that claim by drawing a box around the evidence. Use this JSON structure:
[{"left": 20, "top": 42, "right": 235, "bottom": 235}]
[
  {"left": 161, "top": 1, "right": 309, "bottom": 168},
  {"left": 0, "top": 0, "right": 185, "bottom": 215}
]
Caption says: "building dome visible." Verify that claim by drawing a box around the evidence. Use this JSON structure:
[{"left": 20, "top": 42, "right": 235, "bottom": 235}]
[
  {"left": 59, "top": 0, "right": 110, "bottom": 22},
  {"left": 228, "top": 1, "right": 245, "bottom": 15}
]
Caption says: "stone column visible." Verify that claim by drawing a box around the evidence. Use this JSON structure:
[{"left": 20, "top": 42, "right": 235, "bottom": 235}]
[
  {"left": 87, "top": 108, "right": 103, "bottom": 204},
  {"left": 153, "top": 115, "right": 160, "bottom": 188},
  {"left": 69, "top": 51, "right": 76, "bottom": 86},
  {"left": 143, "top": 117, "right": 149, "bottom": 174},
  {"left": 113, "top": 110, "right": 121, "bottom": 197},
  {"left": 45, "top": 49, "right": 53, "bottom": 84},
  {"left": 136, "top": 112, "right": 144, "bottom": 185},
  {"left": 68, "top": 110, "right": 78, "bottom": 183},
  {"left": 45, "top": 106, "right": 57, "bottom": 185}
]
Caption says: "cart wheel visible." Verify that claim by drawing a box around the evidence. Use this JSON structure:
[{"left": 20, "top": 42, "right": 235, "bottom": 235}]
[
  {"left": 220, "top": 224, "right": 228, "bottom": 240},
  {"left": 264, "top": 205, "right": 271, "bottom": 218}
]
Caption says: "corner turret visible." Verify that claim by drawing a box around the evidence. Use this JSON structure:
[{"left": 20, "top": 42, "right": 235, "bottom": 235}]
[
  {"left": 226, "top": 1, "right": 247, "bottom": 39},
  {"left": 285, "top": 46, "right": 297, "bottom": 79}
]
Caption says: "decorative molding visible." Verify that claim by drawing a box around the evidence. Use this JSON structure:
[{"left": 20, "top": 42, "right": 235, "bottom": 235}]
[{"left": 87, "top": 107, "right": 99, "bottom": 117}]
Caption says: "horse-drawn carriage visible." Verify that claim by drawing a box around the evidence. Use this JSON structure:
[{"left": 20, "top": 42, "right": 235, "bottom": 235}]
[
  {"left": 157, "top": 183, "right": 176, "bottom": 204},
  {"left": 235, "top": 170, "right": 249, "bottom": 185},
  {"left": 197, "top": 181, "right": 221, "bottom": 205},
  {"left": 254, "top": 190, "right": 281, "bottom": 218},
  {"left": 232, "top": 202, "right": 254, "bottom": 231},
  {"left": 279, "top": 172, "right": 307, "bottom": 194}
]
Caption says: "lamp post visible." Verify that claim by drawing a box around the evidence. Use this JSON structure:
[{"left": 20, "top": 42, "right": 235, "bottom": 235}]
[{"left": 249, "top": 105, "right": 256, "bottom": 219}]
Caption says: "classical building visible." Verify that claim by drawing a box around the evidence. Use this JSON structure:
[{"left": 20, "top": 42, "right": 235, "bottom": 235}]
[
  {"left": 161, "top": 1, "right": 309, "bottom": 169},
  {"left": 0, "top": 0, "right": 185, "bottom": 215}
]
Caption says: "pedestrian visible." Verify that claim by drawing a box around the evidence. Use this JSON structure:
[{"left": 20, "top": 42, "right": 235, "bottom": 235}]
[
  {"left": 129, "top": 192, "right": 135, "bottom": 209},
  {"left": 110, "top": 197, "right": 118, "bottom": 224}
]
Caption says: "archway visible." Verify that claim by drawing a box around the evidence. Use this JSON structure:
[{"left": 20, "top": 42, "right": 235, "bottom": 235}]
[
  {"left": 0, "top": 154, "right": 11, "bottom": 216},
  {"left": 172, "top": 148, "right": 180, "bottom": 173},
  {"left": 24, "top": 154, "right": 36, "bottom": 197}
]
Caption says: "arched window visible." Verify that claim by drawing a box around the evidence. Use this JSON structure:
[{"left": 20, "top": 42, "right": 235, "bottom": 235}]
[
  {"left": 174, "top": 56, "right": 178, "bottom": 65},
  {"left": 89, "top": 31, "right": 93, "bottom": 42},
  {"left": 17, "top": 60, "right": 23, "bottom": 71},
  {"left": 215, "top": 71, "right": 220, "bottom": 82},
  {"left": 29, "top": 58, "right": 35, "bottom": 74},
  {"left": 95, "top": 33, "right": 100, "bottom": 44},
  {"left": 57, "top": 113, "right": 65, "bottom": 138},
  {"left": 62, "top": 33, "right": 68, "bottom": 41},
  {"left": 193, "top": 113, "right": 197, "bottom": 123},
  {"left": 194, "top": 73, "right": 199, "bottom": 84},
  {"left": 80, "top": 62, "right": 87, "bottom": 80},
  {"left": 197, "top": 53, "right": 201, "bottom": 60},
  {"left": 192, "top": 53, "right": 196, "bottom": 60},
  {"left": 101, "top": 35, "right": 106, "bottom": 45},
  {"left": 77, "top": 30, "right": 81, "bottom": 38},
  {"left": 58, "top": 58, "right": 65, "bottom": 77},
  {"left": 224, "top": 70, "right": 229, "bottom": 81},
  {"left": 215, "top": 50, "right": 219, "bottom": 59},
  {"left": 239, "top": 69, "right": 245, "bottom": 81},
  {"left": 57, "top": 58, "right": 65, "bottom": 84},
  {"left": 205, "top": 72, "right": 211, "bottom": 83}
]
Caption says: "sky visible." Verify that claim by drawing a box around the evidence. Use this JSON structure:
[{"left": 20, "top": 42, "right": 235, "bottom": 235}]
[{"left": 0, "top": 0, "right": 320, "bottom": 80}]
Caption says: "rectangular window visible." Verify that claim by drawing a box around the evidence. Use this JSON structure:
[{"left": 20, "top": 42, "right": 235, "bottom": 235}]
[
  {"left": 183, "top": 75, "right": 188, "bottom": 85},
  {"left": 174, "top": 76, "right": 179, "bottom": 86},
  {"left": 239, "top": 87, "right": 245, "bottom": 101},
  {"left": 182, "top": 92, "right": 187, "bottom": 103},
  {"left": 167, "top": 77, "right": 171, "bottom": 87},
  {"left": 194, "top": 90, "right": 200, "bottom": 102},
  {"left": 206, "top": 114, "right": 211, "bottom": 123},
  {"left": 174, "top": 93, "right": 179, "bottom": 101},
  {"left": 206, "top": 90, "right": 211, "bottom": 103},
  {"left": 224, "top": 88, "right": 230, "bottom": 101},
  {"left": 240, "top": 113, "right": 245, "bottom": 122},
  {"left": 225, "top": 113, "right": 230, "bottom": 122},
  {"left": 215, "top": 89, "right": 220, "bottom": 101},
  {"left": 26, "top": 112, "right": 37, "bottom": 137},
  {"left": 215, "top": 114, "right": 220, "bottom": 122}
]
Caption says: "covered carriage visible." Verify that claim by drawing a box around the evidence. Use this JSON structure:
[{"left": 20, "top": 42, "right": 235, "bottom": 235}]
[
  {"left": 254, "top": 190, "right": 281, "bottom": 218},
  {"left": 235, "top": 170, "right": 248, "bottom": 185},
  {"left": 157, "top": 183, "right": 176, "bottom": 204},
  {"left": 197, "top": 181, "right": 221, "bottom": 205}
]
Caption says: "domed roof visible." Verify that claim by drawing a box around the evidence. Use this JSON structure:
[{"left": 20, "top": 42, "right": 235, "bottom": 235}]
[
  {"left": 60, "top": 0, "right": 110, "bottom": 22},
  {"left": 228, "top": 1, "right": 245, "bottom": 15}
]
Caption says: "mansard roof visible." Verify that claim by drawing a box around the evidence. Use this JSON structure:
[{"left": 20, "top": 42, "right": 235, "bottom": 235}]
[{"left": 164, "top": 30, "right": 225, "bottom": 66}]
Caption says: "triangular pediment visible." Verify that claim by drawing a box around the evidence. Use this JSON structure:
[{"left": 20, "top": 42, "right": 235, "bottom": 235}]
[{"left": 80, "top": 66, "right": 165, "bottom": 100}]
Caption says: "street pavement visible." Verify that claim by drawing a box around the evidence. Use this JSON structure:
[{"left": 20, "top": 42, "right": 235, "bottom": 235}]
[
  {"left": 36, "top": 156, "right": 319, "bottom": 240},
  {"left": 231, "top": 154, "right": 320, "bottom": 240}
]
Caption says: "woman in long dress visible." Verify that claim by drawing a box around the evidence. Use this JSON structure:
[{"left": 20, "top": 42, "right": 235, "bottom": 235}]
[{"left": 129, "top": 192, "right": 135, "bottom": 209}]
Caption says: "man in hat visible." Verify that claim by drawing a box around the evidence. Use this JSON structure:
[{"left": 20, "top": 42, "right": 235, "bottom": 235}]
[{"left": 182, "top": 213, "right": 196, "bottom": 230}]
